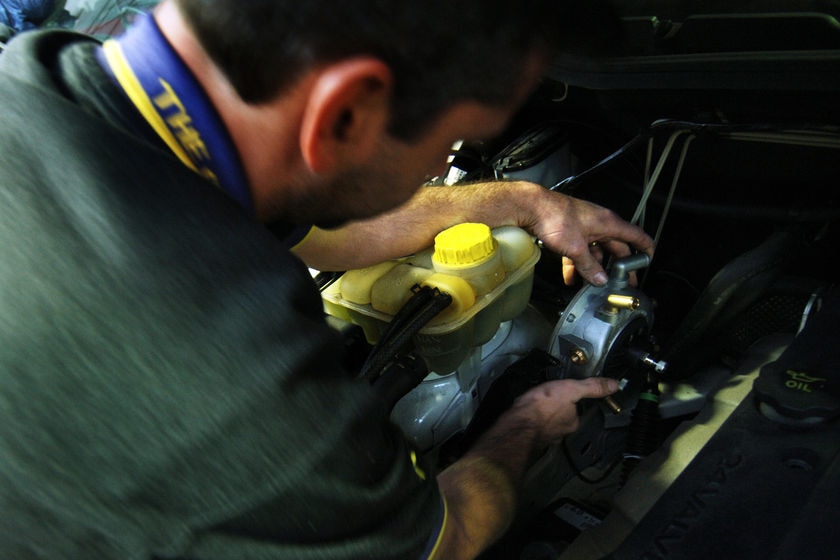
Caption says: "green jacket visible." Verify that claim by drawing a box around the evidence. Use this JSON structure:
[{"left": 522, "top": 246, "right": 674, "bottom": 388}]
[{"left": 0, "top": 30, "right": 439, "bottom": 559}]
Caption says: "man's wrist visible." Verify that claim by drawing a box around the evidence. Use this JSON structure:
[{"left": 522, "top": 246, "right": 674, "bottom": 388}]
[
  {"left": 497, "top": 180, "right": 557, "bottom": 231},
  {"left": 464, "top": 404, "right": 545, "bottom": 482}
]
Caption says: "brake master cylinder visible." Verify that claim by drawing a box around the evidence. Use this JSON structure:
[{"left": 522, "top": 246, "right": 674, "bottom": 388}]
[{"left": 322, "top": 223, "right": 548, "bottom": 449}]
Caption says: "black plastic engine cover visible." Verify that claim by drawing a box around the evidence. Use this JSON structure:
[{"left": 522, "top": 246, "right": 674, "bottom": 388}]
[
  {"left": 753, "top": 289, "right": 840, "bottom": 424},
  {"left": 605, "top": 386, "right": 840, "bottom": 560}
]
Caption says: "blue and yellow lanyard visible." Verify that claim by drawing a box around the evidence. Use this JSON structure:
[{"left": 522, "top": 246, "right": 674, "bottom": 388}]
[{"left": 97, "top": 13, "right": 253, "bottom": 213}]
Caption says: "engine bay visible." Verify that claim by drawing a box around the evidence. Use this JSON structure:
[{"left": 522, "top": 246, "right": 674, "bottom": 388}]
[
  {"left": 323, "top": 3, "right": 840, "bottom": 557},
  {"left": 4, "top": 1, "right": 839, "bottom": 558}
]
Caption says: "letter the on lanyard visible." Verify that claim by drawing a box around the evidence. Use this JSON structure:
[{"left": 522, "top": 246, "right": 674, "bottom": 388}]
[{"left": 98, "top": 13, "right": 253, "bottom": 213}]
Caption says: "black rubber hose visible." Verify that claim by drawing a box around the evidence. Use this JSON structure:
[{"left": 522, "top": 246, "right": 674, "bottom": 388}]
[
  {"left": 364, "top": 290, "right": 452, "bottom": 380},
  {"left": 621, "top": 374, "right": 661, "bottom": 487},
  {"left": 373, "top": 285, "right": 436, "bottom": 353},
  {"left": 358, "top": 285, "right": 435, "bottom": 382},
  {"left": 371, "top": 354, "right": 430, "bottom": 411},
  {"left": 359, "top": 287, "right": 452, "bottom": 382}
]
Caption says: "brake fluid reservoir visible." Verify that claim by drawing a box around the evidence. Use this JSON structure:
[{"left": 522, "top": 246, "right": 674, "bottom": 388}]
[
  {"left": 370, "top": 264, "right": 434, "bottom": 315},
  {"left": 492, "top": 225, "right": 539, "bottom": 321},
  {"left": 493, "top": 225, "right": 537, "bottom": 270},
  {"left": 321, "top": 223, "right": 540, "bottom": 371},
  {"left": 339, "top": 261, "right": 399, "bottom": 305},
  {"left": 420, "top": 272, "right": 476, "bottom": 323},
  {"left": 431, "top": 223, "right": 505, "bottom": 295}
]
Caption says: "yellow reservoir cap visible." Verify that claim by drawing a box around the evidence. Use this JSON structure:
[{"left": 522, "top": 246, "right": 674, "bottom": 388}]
[{"left": 432, "top": 223, "right": 496, "bottom": 268}]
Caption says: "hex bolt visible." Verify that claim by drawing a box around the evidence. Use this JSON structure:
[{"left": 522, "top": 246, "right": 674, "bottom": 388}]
[{"left": 639, "top": 353, "right": 668, "bottom": 373}]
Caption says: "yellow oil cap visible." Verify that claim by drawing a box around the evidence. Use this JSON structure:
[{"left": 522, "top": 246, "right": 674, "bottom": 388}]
[{"left": 432, "top": 223, "right": 495, "bottom": 267}]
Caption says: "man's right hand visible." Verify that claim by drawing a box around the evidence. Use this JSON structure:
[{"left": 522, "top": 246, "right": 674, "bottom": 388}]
[
  {"left": 510, "top": 377, "right": 619, "bottom": 445},
  {"left": 431, "top": 376, "right": 619, "bottom": 560}
]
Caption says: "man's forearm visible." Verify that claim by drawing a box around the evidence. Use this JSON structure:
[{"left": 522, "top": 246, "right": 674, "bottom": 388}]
[
  {"left": 292, "top": 181, "right": 541, "bottom": 271},
  {"left": 428, "top": 376, "right": 619, "bottom": 560},
  {"left": 430, "top": 407, "right": 543, "bottom": 560}
]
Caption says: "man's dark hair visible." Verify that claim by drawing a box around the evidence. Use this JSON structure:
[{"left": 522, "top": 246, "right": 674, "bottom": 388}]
[{"left": 173, "top": 0, "right": 611, "bottom": 140}]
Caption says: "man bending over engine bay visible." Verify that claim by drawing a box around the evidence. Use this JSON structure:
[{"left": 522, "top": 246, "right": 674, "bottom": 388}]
[{"left": 0, "top": 1, "right": 654, "bottom": 558}]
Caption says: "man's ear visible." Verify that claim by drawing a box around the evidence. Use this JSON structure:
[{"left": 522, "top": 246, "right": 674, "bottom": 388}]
[{"left": 299, "top": 58, "right": 393, "bottom": 175}]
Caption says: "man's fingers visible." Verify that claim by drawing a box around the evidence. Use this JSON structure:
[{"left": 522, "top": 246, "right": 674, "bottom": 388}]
[
  {"left": 600, "top": 239, "right": 631, "bottom": 260},
  {"left": 588, "top": 241, "right": 605, "bottom": 262},
  {"left": 571, "top": 377, "right": 619, "bottom": 401},
  {"left": 625, "top": 228, "right": 656, "bottom": 258},
  {"left": 569, "top": 251, "right": 607, "bottom": 286},
  {"left": 561, "top": 256, "right": 577, "bottom": 286}
]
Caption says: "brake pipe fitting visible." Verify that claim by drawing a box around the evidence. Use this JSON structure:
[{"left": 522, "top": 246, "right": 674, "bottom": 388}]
[
  {"left": 603, "top": 378, "right": 629, "bottom": 415},
  {"left": 607, "top": 294, "right": 641, "bottom": 310}
]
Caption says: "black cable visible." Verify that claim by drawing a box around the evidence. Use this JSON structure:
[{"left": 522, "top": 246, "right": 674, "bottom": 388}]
[
  {"left": 549, "top": 132, "right": 647, "bottom": 192},
  {"left": 548, "top": 118, "right": 840, "bottom": 195},
  {"left": 373, "top": 284, "right": 436, "bottom": 350},
  {"left": 370, "top": 289, "right": 451, "bottom": 371},
  {"left": 359, "top": 286, "right": 452, "bottom": 382},
  {"left": 314, "top": 271, "right": 343, "bottom": 291},
  {"left": 370, "top": 354, "right": 430, "bottom": 411},
  {"left": 561, "top": 437, "right": 623, "bottom": 485},
  {"left": 357, "top": 285, "right": 435, "bottom": 382}
]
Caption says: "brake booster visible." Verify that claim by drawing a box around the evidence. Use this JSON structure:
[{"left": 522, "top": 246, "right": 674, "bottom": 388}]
[{"left": 548, "top": 253, "right": 665, "bottom": 414}]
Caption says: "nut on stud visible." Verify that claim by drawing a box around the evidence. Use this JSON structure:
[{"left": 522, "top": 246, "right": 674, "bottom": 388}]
[{"left": 570, "top": 348, "right": 588, "bottom": 364}]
